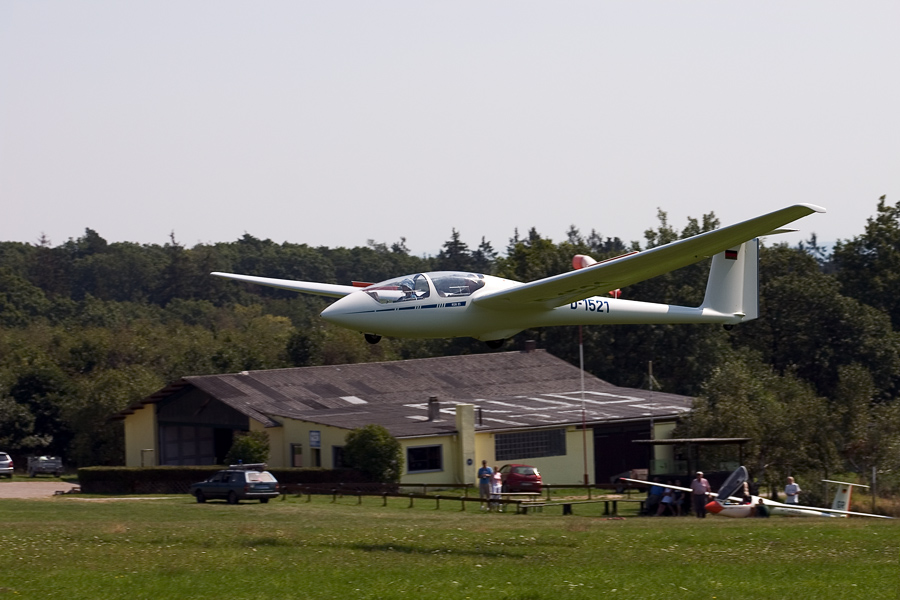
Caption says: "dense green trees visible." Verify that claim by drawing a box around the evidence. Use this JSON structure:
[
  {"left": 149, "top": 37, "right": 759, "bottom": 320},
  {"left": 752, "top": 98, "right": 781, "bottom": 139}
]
[
  {"left": 1, "top": 198, "right": 899, "bottom": 494},
  {"left": 676, "top": 353, "right": 840, "bottom": 498}
]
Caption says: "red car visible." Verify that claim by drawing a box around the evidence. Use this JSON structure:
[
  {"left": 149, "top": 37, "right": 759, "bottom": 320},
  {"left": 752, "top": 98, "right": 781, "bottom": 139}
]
[{"left": 499, "top": 464, "right": 542, "bottom": 493}]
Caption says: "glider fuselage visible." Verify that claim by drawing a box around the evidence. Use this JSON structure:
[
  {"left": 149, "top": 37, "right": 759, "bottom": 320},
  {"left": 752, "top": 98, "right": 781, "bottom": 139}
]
[{"left": 320, "top": 271, "right": 741, "bottom": 341}]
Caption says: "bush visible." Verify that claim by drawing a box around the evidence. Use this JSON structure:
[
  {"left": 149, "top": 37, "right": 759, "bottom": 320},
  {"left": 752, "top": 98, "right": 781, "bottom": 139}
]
[
  {"left": 224, "top": 430, "right": 270, "bottom": 465},
  {"left": 343, "top": 424, "right": 403, "bottom": 483}
]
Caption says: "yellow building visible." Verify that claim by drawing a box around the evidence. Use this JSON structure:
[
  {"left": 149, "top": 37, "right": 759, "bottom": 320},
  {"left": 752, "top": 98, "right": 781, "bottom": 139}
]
[{"left": 116, "top": 349, "right": 692, "bottom": 486}]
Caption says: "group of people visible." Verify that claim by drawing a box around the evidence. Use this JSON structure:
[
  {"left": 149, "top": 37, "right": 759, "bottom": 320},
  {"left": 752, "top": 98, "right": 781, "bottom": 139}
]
[
  {"left": 477, "top": 460, "right": 504, "bottom": 511},
  {"left": 650, "top": 471, "right": 803, "bottom": 518},
  {"left": 478, "top": 460, "right": 805, "bottom": 518},
  {"left": 643, "top": 472, "right": 718, "bottom": 517},
  {"left": 645, "top": 477, "right": 687, "bottom": 516}
]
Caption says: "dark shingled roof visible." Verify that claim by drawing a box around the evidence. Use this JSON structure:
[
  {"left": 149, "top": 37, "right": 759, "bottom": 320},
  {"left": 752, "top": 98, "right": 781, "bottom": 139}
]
[{"left": 118, "top": 350, "right": 693, "bottom": 438}]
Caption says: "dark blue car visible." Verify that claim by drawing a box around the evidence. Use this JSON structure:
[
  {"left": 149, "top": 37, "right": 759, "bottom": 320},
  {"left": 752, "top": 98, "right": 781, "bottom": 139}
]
[{"left": 190, "top": 464, "right": 279, "bottom": 504}]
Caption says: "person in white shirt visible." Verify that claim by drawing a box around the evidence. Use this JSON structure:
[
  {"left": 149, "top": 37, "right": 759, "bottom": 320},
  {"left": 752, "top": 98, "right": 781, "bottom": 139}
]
[
  {"left": 690, "top": 471, "right": 711, "bottom": 518},
  {"left": 490, "top": 466, "right": 503, "bottom": 511},
  {"left": 784, "top": 476, "right": 801, "bottom": 505}
]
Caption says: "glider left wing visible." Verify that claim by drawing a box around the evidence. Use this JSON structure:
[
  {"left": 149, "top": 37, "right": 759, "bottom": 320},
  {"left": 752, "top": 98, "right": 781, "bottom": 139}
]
[
  {"left": 210, "top": 272, "right": 358, "bottom": 298},
  {"left": 620, "top": 478, "right": 698, "bottom": 496},
  {"left": 473, "top": 204, "right": 825, "bottom": 310}
]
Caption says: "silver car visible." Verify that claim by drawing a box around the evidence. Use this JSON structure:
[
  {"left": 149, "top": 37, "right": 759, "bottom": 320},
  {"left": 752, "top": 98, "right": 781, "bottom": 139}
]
[{"left": 0, "top": 452, "right": 13, "bottom": 478}]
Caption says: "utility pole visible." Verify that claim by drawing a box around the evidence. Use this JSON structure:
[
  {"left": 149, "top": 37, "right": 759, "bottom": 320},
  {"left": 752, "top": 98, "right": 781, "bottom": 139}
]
[{"left": 580, "top": 325, "right": 589, "bottom": 486}]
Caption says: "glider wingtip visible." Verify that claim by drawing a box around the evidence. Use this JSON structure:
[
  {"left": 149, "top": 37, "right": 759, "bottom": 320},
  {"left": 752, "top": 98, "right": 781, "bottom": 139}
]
[{"left": 796, "top": 203, "right": 827, "bottom": 214}]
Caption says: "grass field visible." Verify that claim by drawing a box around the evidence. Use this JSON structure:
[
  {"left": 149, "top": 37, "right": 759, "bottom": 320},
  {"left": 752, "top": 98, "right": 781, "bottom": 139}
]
[{"left": 0, "top": 493, "right": 896, "bottom": 600}]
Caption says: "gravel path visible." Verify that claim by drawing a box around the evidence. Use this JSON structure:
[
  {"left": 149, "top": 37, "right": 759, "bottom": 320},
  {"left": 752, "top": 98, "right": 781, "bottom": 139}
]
[{"left": 0, "top": 481, "right": 79, "bottom": 499}]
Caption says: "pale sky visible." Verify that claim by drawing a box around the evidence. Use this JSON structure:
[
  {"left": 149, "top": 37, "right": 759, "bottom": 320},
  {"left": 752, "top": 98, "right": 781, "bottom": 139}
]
[{"left": 2, "top": 1, "right": 898, "bottom": 256}]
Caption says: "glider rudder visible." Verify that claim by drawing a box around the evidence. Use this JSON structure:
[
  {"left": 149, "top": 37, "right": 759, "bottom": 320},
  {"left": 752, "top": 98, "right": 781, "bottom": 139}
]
[{"left": 700, "top": 239, "right": 759, "bottom": 322}]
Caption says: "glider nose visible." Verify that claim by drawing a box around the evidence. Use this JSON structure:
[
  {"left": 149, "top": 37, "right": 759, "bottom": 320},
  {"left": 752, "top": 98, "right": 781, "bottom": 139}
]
[
  {"left": 320, "top": 292, "right": 372, "bottom": 328},
  {"left": 705, "top": 500, "right": 723, "bottom": 514}
]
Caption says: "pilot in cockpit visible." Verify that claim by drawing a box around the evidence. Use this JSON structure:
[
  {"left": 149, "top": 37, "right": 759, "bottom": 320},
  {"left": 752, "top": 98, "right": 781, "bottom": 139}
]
[{"left": 398, "top": 279, "right": 416, "bottom": 301}]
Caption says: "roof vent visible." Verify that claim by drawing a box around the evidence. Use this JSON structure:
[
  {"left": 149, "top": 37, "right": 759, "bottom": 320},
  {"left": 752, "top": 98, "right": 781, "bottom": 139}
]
[
  {"left": 427, "top": 396, "right": 441, "bottom": 421},
  {"left": 523, "top": 340, "right": 537, "bottom": 353}
]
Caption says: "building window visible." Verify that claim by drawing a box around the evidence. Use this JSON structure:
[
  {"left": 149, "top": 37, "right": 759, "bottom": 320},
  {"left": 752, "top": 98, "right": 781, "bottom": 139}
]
[
  {"left": 407, "top": 445, "right": 443, "bottom": 473},
  {"left": 495, "top": 429, "right": 566, "bottom": 461},
  {"left": 312, "top": 448, "right": 321, "bottom": 468},
  {"left": 291, "top": 444, "right": 303, "bottom": 467},
  {"left": 332, "top": 446, "right": 345, "bottom": 469}
]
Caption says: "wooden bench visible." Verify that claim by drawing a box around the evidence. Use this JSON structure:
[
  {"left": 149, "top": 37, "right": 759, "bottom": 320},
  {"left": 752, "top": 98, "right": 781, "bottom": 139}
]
[
  {"left": 493, "top": 492, "right": 542, "bottom": 513},
  {"left": 520, "top": 498, "right": 646, "bottom": 515},
  {"left": 602, "top": 498, "right": 645, "bottom": 516}
]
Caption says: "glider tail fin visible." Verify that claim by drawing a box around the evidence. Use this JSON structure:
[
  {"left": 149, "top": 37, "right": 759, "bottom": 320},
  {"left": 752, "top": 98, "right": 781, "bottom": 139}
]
[
  {"left": 825, "top": 480, "right": 869, "bottom": 514},
  {"left": 831, "top": 484, "right": 853, "bottom": 515},
  {"left": 700, "top": 239, "right": 759, "bottom": 322}
]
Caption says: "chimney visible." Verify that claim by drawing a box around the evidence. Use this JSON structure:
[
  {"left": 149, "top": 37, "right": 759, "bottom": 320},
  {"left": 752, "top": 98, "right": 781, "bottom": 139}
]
[
  {"left": 523, "top": 340, "right": 537, "bottom": 353},
  {"left": 427, "top": 396, "right": 441, "bottom": 421}
]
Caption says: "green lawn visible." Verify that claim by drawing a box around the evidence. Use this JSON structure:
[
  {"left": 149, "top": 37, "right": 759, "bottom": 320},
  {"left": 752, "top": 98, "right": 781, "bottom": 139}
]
[{"left": 0, "top": 493, "right": 896, "bottom": 600}]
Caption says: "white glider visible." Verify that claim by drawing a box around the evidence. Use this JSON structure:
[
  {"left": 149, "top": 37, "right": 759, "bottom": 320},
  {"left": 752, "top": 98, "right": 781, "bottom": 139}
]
[
  {"left": 622, "top": 466, "right": 892, "bottom": 519},
  {"left": 212, "top": 204, "right": 825, "bottom": 346}
]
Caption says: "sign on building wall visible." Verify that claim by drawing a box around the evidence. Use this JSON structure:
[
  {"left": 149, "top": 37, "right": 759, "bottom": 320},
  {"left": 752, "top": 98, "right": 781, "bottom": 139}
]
[{"left": 310, "top": 430, "right": 321, "bottom": 449}]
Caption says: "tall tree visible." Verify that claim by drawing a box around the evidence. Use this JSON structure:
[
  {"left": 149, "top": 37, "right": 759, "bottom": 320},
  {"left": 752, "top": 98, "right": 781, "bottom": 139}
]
[
  {"left": 833, "top": 195, "right": 900, "bottom": 327},
  {"left": 435, "top": 229, "right": 473, "bottom": 272},
  {"left": 470, "top": 237, "right": 498, "bottom": 274}
]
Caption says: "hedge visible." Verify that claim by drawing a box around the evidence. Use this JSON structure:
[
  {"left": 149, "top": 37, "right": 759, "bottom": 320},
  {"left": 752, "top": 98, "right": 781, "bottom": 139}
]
[{"left": 77, "top": 466, "right": 369, "bottom": 495}]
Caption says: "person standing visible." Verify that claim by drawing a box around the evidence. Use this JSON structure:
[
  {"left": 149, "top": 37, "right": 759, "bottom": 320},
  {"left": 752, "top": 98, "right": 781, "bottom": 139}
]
[
  {"left": 656, "top": 482, "right": 675, "bottom": 516},
  {"left": 646, "top": 477, "right": 664, "bottom": 515},
  {"left": 690, "top": 471, "right": 711, "bottom": 518},
  {"left": 477, "top": 460, "right": 493, "bottom": 509},
  {"left": 741, "top": 481, "right": 752, "bottom": 504},
  {"left": 672, "top": 480, "right": 685, "bottom": 516},
  {"left": 491, "top": 466, "right": 503, "bottom": 511},
  {"left": 784, "top": 476, "right": 801, "bottom": 505}
]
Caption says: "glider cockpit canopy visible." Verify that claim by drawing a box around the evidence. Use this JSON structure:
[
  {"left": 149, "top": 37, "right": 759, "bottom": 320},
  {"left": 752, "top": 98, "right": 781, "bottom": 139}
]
[
  {"left": 364, "top": 272, "right": 487, "bottom": 304},
  {"left": 716, "top": 465, "right": 750, "bottom": 502}
]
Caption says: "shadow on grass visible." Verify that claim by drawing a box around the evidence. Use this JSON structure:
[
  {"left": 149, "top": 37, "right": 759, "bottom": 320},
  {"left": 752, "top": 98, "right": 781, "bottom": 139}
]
[{"left": 349, "top": 543, "right": 528, "bottom": 558}]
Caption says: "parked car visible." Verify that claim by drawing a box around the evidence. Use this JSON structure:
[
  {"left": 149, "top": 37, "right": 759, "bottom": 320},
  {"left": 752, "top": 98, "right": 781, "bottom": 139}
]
[
  {"left": 189, "top": 464, "right": 279, "bottom": 504},
  {"left": 27, "top": 456, "right": 63, "bottom": 477},
  {"left": 0, "top": 452, "right": 13, "bottom": 478},
  {"left": 499, "top": 464, "right": 542, "bottom": 493}
]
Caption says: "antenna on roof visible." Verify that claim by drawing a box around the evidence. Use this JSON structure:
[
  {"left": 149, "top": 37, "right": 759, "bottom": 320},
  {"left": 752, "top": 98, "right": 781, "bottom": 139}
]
[{"left": 646, "top": 361, "right": 660, "bottom": 392}]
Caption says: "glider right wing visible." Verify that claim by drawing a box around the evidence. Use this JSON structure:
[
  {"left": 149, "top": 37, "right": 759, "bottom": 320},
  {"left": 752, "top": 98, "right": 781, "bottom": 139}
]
[{"left": 473, "top": 203, "right": 825, "bottom": 310}]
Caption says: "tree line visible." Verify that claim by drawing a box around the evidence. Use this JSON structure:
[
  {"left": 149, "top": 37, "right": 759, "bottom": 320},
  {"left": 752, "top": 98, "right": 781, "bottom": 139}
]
[{"left": 1, "top": 198, "right": 899, "bottom": 498}]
